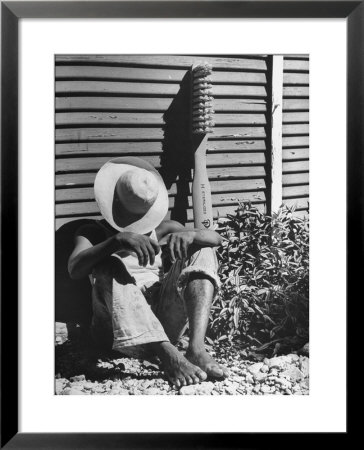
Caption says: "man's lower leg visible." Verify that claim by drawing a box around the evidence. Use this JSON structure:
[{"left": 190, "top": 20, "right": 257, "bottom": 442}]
[
  {"left": 184, "top": 274, "right": 213, "bottom": 352},
  {"left": 184, "top": 274, "right": 229, "bottom": 378}
]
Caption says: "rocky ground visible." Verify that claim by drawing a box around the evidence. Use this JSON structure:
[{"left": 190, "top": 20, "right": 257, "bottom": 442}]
[{"left": 55, "top": 322, "right": 309, "bottom": 396}]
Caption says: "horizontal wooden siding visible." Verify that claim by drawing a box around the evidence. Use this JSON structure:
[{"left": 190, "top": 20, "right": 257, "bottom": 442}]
[{"left": 282, "top": 55, "right": 309, "bottom": 218}]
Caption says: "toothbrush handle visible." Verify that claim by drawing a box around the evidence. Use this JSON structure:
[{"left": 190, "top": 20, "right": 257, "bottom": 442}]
[{"left": 192, "top": 135, "right": 213, "bottom": 229}]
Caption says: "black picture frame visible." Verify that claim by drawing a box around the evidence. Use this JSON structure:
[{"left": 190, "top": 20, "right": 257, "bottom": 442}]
[{"left": 1, "top": 1, "right": 358, "bottom": 447}]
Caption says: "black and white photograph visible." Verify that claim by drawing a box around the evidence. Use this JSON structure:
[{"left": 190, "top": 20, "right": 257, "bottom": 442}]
[{"left": 55, "top": 54, "right": 309, "bottom": 396}]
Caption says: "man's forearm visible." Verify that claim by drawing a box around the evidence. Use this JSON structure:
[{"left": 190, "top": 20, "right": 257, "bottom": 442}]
[
  {"left": 192, "top": 229, "right": 222, "bottom": 247},
  {"left": 68, "top": 236, "right": 118, "bottom": 279}
]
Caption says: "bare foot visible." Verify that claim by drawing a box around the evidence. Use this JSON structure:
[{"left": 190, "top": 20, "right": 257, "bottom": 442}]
[
  {"left": 186, "top": 348, "right": 229, "bottom": 379},
  {"left": 150, "top": 342, "right": 207, "bottom": 388}
]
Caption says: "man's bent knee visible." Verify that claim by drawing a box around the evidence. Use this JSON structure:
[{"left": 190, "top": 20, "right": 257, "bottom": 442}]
[{"left": 176, "top": 247, "right": 221, "bottom": 302}]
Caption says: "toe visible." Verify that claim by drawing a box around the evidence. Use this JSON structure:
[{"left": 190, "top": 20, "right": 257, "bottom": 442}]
[
  {"left": 165, "top": 373, "right": 174, "bottom": 385},
  {"left": 179, "top": 376, "right": 187, "bottom": 387},
  {"left": 191, "top": 375, "right": 200, "bottom": 384},
  {"left": 196, "top": 368, "right": 207, "bottom": 381},
  {"left": 207, "top": 364, "right": 224, "bottom": 378},
  {"left": 221, "top": 365, "right": 230, "bottom": 378},
  {"left": 185, "top": 376, "right": 193, "bottom": 385},
  {"left": 174, "top": 378, "right": 181, "bottom": 388}
]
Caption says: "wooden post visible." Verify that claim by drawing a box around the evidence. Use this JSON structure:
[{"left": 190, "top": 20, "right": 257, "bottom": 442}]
[{"left": 270, "top": 55, "right": 284, "bottom": 214}]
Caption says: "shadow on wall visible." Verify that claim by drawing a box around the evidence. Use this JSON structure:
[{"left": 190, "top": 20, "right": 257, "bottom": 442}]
[{"left": 159, "top": 71, "right": 193, "bottom": 225}]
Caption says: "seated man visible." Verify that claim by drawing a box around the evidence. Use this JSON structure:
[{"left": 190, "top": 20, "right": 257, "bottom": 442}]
[{"left": 68, "top": 156, "right": 228, "bottom": 388}]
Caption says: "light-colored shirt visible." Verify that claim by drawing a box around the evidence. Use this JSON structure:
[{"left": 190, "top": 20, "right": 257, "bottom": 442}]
[{"left": 114, "top": 229, "right": 164, "bottom": 289}]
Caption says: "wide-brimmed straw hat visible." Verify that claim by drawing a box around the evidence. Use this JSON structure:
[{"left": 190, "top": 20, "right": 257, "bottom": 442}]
[{"left": 94, "top": 157, "right": 169, "bottom": 235}]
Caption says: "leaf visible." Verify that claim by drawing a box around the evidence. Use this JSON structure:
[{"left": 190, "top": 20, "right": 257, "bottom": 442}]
[
  {"left": 218, "top": 335, "right": 228, "bottom": 341},
  {"left": 205, "top": 336, "right": 214, "bottom": 345}
]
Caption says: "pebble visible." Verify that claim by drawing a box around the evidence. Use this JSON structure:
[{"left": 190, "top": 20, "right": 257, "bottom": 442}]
[
  {"left": 131, "top": 388, "right": 141, "bottom": 395},
  {"left": 299, "top": 357, "right": 309, "bottom": 378},
  {"left": 70, "top": 375, "right": 86, "bottom": 382},
  {"left": 231, "top": 375, "right": 243, "bottom": 383},
  {"left": 254, "top": 372, "right": 268, "bottom": 382},
  {"left": 61, "top": 387, "right": 71, "bottom": 395},
  {"left": 248, "top": 362, "right": 264, "bottom": 374},
  {"left": 70, "top": 381, "right": 86, "bottom": 388},
  {"left": 275, "top": 378, "right": 292, "bottom": 389},
  {"left": 267, "top": 356, "right": 288, "bottom": 370},
  {"left": 119, "top": 388, "right": 130, "bottom": 395},
  {"left": 280, "top": 367, "right": 304, "bottom": 383},
  {"left": 179, "top": 381, "right": 214, "bottom": 395},
  {"left": 301, "top": 343, "right": 309, "bottom": 356},
  {"left": 93, "top": 386, "right": 106, "bottom": 394},
  {"left": 108, "top": 388, "right": 121, "bottom": 395},
  {"left": 178, "top": 385, "right": 196, "bottom": 395},
  {"left": 245, "top": 373, "right": 254, "bottom": 384},
  {"left": 287, "top": 353, "right": 300, "bottom": 363},
  {"left": 63, "top": 387, "right": 87, "bottom": 395},
  {"left": 260, "top": 385, "right": 271, "bottom": 393},
  {"left": 55, "top": 380, "right": 66, "bottom": 395},
  {"left": 141, "top": 380, "right": 154, "bottom": 389},
  {"left": 144, "top": 388, "right": 160, "bottom": 395},
  {"left": 225, "top": 386, "right": 236, "bottom": 395}
]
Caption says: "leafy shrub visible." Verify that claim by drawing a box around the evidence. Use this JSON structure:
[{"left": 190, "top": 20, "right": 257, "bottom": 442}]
[{"left": 208, "top": 203, "right": 309, "bottom": 352}]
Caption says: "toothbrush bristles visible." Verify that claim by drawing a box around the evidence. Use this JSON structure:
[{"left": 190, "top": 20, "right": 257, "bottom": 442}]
[{"left": 191, "top": 63, "right": 214, "bottom": 135}]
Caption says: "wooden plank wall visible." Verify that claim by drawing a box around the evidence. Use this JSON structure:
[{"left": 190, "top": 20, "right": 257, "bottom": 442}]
[
  {"left": 282, "top": 55, "right": 309, "bottom": 218},
  {"left": 55, "top": 54, "right": 309, "bottom": 230}
]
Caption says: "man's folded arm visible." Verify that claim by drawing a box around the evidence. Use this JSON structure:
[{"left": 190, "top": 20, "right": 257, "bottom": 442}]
[
  {"left": 157, "top": 220, "right": 223, "bottom": 250},
  {"left": 68, "top": 225, "right": 119, "bottom": 280}
]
